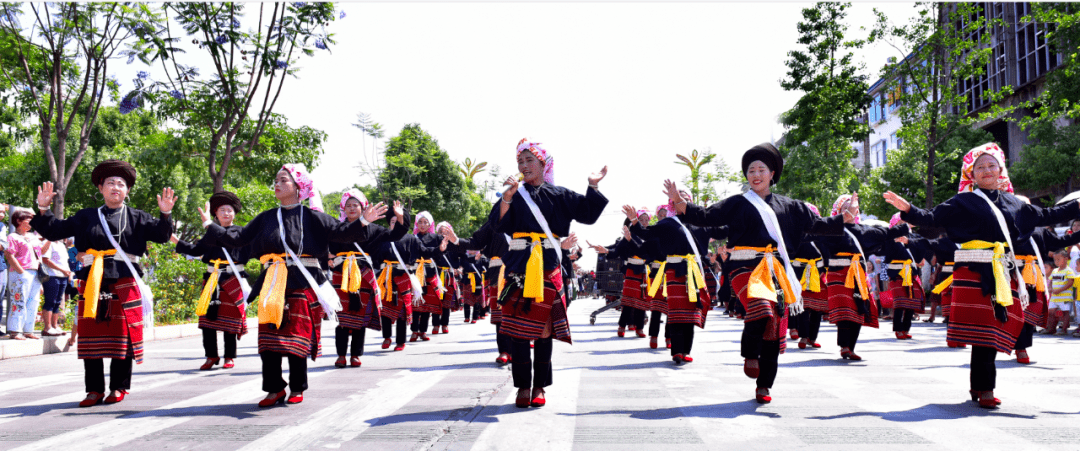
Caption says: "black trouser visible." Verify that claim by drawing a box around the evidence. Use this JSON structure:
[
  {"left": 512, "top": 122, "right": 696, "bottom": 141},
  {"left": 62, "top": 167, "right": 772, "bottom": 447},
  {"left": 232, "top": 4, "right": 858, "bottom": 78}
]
[
  {"left": 618, "top": 306, "right": 647, "bottom": 329},
  {"left": 796, "top": 310, "right": 823, "bottom": 342},
  {"left": 511, "top": 337, "right": 553, "bottom": 389},
  {"left": 892, "top": 308, "right": 914, "bottom": 332},
  {"left": 836, "top": 320, "right": 862, "bottom": 350},
  {"left": 1015, "top": 323, "right": 1035, "bottom": 351},
  {"left": 495, "top": 324, "right": 511, "bottom": 354},
  {"left": 648, "top": 310, "right": 669, "bottom": 338},
  {"left": 741, "top": 318, "right": 780, "bottom": 388},
  {"left": 669, "top": 323, "right": 695, "bottom": 356},
  {"left": 970, "top": 345, "right": 997, "bottom": 391},
  {"left": 410, "top": 312, "right": 430, "bottom": 333},
  {"left": 335, "top": 326, "right": 366, "bottom": 358},
  {"left": 382, "top": 315, "right": 408, "bottom": 345},
  {"left": 84, "top": 358, "right": 132, "bottom": 393},
  {"left": 463, "top": 304, "right": 482, "bottom": 321},
  {"left": 202, "top": 329, "right": 237, "bottom": 359},
  {"left": 730, "top": 295, "right": 745, "bottom": 315},
  {"left": 261, "top": 351, "right": 307, "bottom": 393},
  {"left": 432, "top": 308, "right": 451, "bottom": 330}
]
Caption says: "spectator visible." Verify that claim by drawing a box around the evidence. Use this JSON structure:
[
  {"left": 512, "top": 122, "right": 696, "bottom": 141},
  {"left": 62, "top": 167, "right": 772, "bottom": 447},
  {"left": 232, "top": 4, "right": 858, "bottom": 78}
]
[
  {"left": 0, "top": 205, "right": 9, "bottom": 335},
  {"left": 1069, "top": 219, "right": 1080, "bottom": 270},
  {"left": 40, "top": 238, "right": 74, "bottom": 336},
  {"left": 1043, "top": 249, "right": 1075, "bottom": 335},
  {"left": 4, "top": 209, "right": 43, "bottom": 340}
]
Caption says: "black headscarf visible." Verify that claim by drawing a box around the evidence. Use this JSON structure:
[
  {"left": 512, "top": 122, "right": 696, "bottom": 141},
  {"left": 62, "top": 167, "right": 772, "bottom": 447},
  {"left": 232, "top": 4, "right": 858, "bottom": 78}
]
[
  {"left": 209, "top": 191, "right": 243, "bottom": 216},
  {"left": 741, "top": 143, "right": 783, "bottom": 185},
  {"left": 90, "top": 159, "right": 136, "bottom": 187}
]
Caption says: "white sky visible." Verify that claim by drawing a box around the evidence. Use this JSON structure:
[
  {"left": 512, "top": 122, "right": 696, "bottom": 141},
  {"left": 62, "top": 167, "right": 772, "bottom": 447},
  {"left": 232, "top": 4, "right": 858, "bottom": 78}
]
[{"left": 109, "top": 1, "right": 922, "bottom": 271}]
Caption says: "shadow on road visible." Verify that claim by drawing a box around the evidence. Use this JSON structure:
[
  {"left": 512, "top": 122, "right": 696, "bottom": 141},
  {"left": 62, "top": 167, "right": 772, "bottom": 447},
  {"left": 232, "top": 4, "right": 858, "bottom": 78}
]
[
  {"left": 559, "top": 400, "right": 781, "bottom": 420},
  {"left": 808, "top": 402, "right": 1038, "bottom": 421}
]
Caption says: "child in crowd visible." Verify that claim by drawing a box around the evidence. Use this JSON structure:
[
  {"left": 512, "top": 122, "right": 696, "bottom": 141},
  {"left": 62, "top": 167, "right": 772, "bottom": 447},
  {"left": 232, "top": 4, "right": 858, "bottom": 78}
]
[{"left": 1043, "top": 249, "right": 1076, "bottom": 335}]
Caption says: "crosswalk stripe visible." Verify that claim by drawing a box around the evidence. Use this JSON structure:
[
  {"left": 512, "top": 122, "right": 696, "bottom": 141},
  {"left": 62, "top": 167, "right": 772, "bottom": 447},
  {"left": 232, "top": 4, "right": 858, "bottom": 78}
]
[{"left": 0, "top": 372, "right": 79, "bottom": 397}]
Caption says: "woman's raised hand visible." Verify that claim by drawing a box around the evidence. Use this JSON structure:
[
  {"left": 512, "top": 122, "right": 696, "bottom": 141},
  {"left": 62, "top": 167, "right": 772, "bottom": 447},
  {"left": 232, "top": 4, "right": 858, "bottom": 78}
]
[
  {"left": 36, "top": 182, "right": 55, "bottom": 209},
  {"left": 197, "top": 201, "right": 212, "bottom": 225},
  {"left": 363, "top": 202, "right": 389, "bottom": 222},
  {"left": 883, "top": 191, "right": 911, "bottom": 213},
  {"left": 622, "top": 204, "right": 637, "bottom": 221},
  {"left": 588, "top": 166, "right": 608, "bottom": 187},
  {"left": 157, "top": 187, "right": 178, "bottom": 213},
  {"left": 502, "top": 175, "right": 520, "bottom": 202}
]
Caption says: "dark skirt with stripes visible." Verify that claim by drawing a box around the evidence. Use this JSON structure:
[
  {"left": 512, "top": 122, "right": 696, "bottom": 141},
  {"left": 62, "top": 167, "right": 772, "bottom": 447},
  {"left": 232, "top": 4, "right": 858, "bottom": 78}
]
[
  {"left": 198, "top": 275, "right": 248, "bottom": 336},
  {"left": 379, "top": 273, "right": 414, "bottom": 322},
  {"left": 825, "top": 268, "right": 879, "bottom": 328},
  {"left": 332, "top": 268, "right": 381, "bottom": 332},
  {"left": 1023, "top": 288, "right": 1047, "bottom": 328},
  {"left": 947, "top": 267, "right": 1024, "bottom": 354},
  {"left": 731, "top": 267, "right": 786, "bottom": 353},
  {"left": 416, "top": 273, "right": 445, "bottom": 314},
  {"left": 888, "top": 280, "right": 925, "bottom": 312},
  {"left": 441, "top": 269, "right": 460, "bottom": 310},
  {"left": 258, "top": 288, "right": 324, "bottom": 360},
  {"left": 462, "top": 277, "right": 486, "bottom": 307},
  {"left": 620, "top": 269, "right": 647, "bottom": 311},
  {"left": 486, "top": 278, "right": 503, "bottom": 324},
  {"left": 76, "top": 278, "right": 145, "bottom": 363},
  {"left": 802, "top": 288, "right": 829, "bottom": 313},
  {"left": 663, "top": 270, "right": 709, "bottom": 328},
  {"left": 500, "top": 270, "right": 571, "bottom": 343}
]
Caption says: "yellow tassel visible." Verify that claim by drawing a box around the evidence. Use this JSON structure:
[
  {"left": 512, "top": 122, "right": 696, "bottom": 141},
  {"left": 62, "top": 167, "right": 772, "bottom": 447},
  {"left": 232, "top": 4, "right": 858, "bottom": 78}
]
[
  {"left": 257, "top": 254, "right": 289, "bottom": 327},
  {"left": 196, "top": 259, "right": 226, "bottom": 316},
  {"left": 81, "top": 249, "right": 118, "bottom": 318}
]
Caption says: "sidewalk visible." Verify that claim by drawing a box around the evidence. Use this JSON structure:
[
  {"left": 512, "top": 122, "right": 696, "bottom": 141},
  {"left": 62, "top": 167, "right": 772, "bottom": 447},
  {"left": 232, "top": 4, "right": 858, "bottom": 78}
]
[{"left": 0, "top": 317, "right": 260, "bottom": 360}]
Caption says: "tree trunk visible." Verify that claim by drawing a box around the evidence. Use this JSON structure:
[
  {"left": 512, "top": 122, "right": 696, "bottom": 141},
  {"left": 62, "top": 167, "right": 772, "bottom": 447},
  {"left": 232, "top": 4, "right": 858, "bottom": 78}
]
[{"left": 925, "top": 4, "right": 946, "bottom": 210}]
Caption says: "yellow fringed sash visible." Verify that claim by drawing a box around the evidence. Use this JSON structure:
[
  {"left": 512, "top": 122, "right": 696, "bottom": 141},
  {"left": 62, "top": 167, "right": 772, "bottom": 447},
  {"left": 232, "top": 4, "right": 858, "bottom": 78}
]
[
  {"left": 961, "top": 240, "right": 1013, "bottom": 307},
  {"left": 337, "top": 251, "right": 368, "bottom": 293},
  {"left": 81, "top": 249, "right": 118, "bottom": 318},
  {"left": 512, "top": 232, "right": 556, "bottom": 302},
  {"left": 196, "top": 259, "right": 229, "bottom": 316},
  {"left": 793, "top": 257, "right": 822, "bottom": 293},
  {"left": 734, "top": 246, "right": 799, "bottom": 306},
  {"left": 890, "top": 259, "right": 914, "bottom": 287},
  {"left": 257, "top": 253, "right": 289, "bottom": 327}
]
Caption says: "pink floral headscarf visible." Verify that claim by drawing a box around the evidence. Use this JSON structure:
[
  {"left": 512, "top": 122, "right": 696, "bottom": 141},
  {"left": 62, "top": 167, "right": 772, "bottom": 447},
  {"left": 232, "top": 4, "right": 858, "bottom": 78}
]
[
  {"left": 656, "top": 204, "right": 671, "bottom": 219},
  {"left": 889, "top": 212, "right": 903, "bottom": 228},
  {"left": 805, "top": 202, "right": 820, "bottom": 217},
  {"left": 830, "top": 194, "right": 859, "bottom": 224},
  {"left": 338, "top": 188, "right": 369, "bottom": 222},
  {"left": 635, "top": 207, "right": 651, "bottom": 223},
  {"left": 413, "top": 211, "right": 434, "bottom": 235},
  {"left": 958, "top": 142, "right": 1014, "bottom": 193},
  {"left": 282, "top": 163, "right": 324, "bottom": 212},
  {"left": 516, "top": 138, "right": 555, "bottom": 184},
  {"left": 436, "top": 221, "right": 454, "bottom": 235}
]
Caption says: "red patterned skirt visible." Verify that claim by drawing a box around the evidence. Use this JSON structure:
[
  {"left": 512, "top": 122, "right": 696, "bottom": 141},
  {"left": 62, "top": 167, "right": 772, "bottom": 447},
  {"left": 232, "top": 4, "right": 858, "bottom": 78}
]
[
  {"left": 500, "top": 270, "right": 571, "bottom": 343},
  {"left": 802, "top": 287, "right": 829, "bottom": 313},
  {"left": 825, "top": 268, "right": 879, "bottom": 328},
  {"left": 379, "top": 273, "right": 414, "bottom": 322},
  {"left": 620, "top": 268, "right": 647, "bottom": 311},
  {"left": 462, "top": 273, "right": 486, "bottom": 306},
  {"left": 76, "top": 278, "right": 145, "bottom": 363},
  {"left": 198, "top": 275, "right": 248, "bottom": 336},
  {"left": 947, "top": 267, "right": 1024, "bottom": 353},
  {"left": 486, "top": 278, "right": 502, "bottom": 324},
  {"left": 888, "top": 280, "right": 925, "bottom": 312},
  {"left": 332, "top": 268, "right": 381, "bottom": 332},
  {"left": 662, "top": 270, "right": 709, "bottom": 328},
  {"left": 440, "top": 268, "right": 460, "bottom": 310},
  {"left": 731, "top": 267, "right": 786, "bottom": 353},
  {"left": 416, "top": 273, "right": 445, "bottom": 314},
  {"left": 258, "top": 288, "right": 324, "bottom": 360},
  {"left": 1023, "top": 288, "right": 1047, "bottom": 328}
]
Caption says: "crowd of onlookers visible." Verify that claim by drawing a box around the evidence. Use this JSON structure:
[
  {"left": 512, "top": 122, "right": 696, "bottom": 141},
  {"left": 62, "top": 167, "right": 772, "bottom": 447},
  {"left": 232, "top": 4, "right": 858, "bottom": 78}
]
[{"left": 0, "top": 204, "right": 80, "bottom": 344}]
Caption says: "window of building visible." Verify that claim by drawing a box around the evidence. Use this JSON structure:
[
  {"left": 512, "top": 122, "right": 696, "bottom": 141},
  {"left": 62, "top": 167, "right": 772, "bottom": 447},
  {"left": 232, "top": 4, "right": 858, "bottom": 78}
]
[
  {"left": 1014, "top": 2, "right": 1060, "bottom": 87},
  {"left": 871, "top": 140, "right": 888, "bottom": 168},
  {"left": 956, "top": 2, "right": 1008, "bottom": 114},
  {"left": 869, "top": 96, "right": 880, "bottom": 123}
]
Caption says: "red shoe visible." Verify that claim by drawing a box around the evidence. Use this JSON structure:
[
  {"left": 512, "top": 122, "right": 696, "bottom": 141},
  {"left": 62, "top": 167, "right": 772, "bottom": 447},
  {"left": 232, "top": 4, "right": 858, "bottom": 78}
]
[
  {"left": 471, "top": 319, "right": 477, "bottom": 324},
  {"left": 258, "top": 391, "right": 286, "bottom": 408},
  {"left": 665, "top": 339, "right": 672, "bottom": 349},
  {"left": 103, "top": 389, "right": 127, "bottom": 404},
  {"left": 840, "top": 348, "right": 862, "bottom": 361},
  {"left": 335, "top": 356, "right": 347, "bottom": 368},
  {"left": 636, "top": 329, "right": 646, "bottom": 338},
  {"left": 410, "top": 332, "right": 419, "bottom": 342},
  {"left": 895, "top": 332, "right": 906, "bottom": 340},
  {"left": 516, "top": 389, "right": 531, "bottom": 408},
  {"left": 969, "top": 390, "right": 1002, "bottom": 405},
  {"left": 903, "top": 333, "right": 913, "bottom": 339},
  {"left": 744, "top": 359, "right": 760, "bottom": 378},
  {"left": 350, "top": 357, "right": 362, "bottom": 367},
  {"left": 790, "top": 329, "right": 799, "bottom": 340},
  {"left": 442, "top": 326, "right": 449, "bottom": 334},
  {"left": 223, "top": 358, "right": 235, "bottom": 369},
  {"left": 650, "top": 337, "right": 658, "bottom": 349},
  {"left": 382, "top": 338, "right": 392, "bottom": 349},
  {"left": 431, "top": 328, "right": 440, "bottom": 335},
  {"left": 1016, "top": 350, "right": 1032, "bottom": 365},
  {"left": 287, "top": 392, "right": 304, "bottom": 404},
  {"left": 530, "top": 388, "right": 546, "bottom": 407},
  {"left": 420, "top": 333, "right": 430, "bottom": 341},
  {"left": 617, "top": 327, "right": 625, "bottom": 338},
  {"left": 977, "top": 391, "right": 1000, "bottom": 409},
  {"left": 628, "top": 325, "right": 636, "bottom": 331},
  {"left": 464, "top": 318, "right": 472, "bottom": 323},
  {"left": 79, "top": 392, "right": 104, "bottom": 408},
  {"left": 755, "top": 388, "right": 772, "bottom": 404},
  {"left": 947, "top": 341, "right": 967, "bottom": 349},
  {"left": 682, "top": 355, "right": 694, "bottom": 363},
  {"left": 200, "top": 357, "right": 220, "bottom": 371},
  {"left": 810, "top": 341, "right": 822, "bottom": 348},
  {"left": 673, "top": 353, "right": 685, "bottom": 364},
  {"left": 798, "top": 338, "right": 807, "bottom": 349},
  {"left": 496, "top": 353, "right": 509, "bottom": 365},
  {"left": 394, "top": 344, "right": 405, "bottom": 351}
]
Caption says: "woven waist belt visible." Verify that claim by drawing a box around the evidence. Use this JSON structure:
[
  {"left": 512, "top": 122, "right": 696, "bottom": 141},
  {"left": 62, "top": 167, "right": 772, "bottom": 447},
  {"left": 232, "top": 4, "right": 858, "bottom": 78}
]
[
  {"left": 508, "top": 238, "right": 557, "bottom": 251},
  {"left": 330, "top": 254, "right": 372, "bottom": 268},
  {"left": 80, "top": 253, "right": 140, "bottom": 266},
  {"left": 886, "top": 263, "right": 911, "bottom": 270},
  {"left": 206, "top": 265, "right": 239, "bottom": 274},
  {"left": 488, "top": 258, "right": 503, "bottom": 268},
  {"left": 381, "top": 261, "right": 417, "bottom": 271},
  {"left": 953, "top": 249, "right": 999, "bottom": 264},
  {"left": 665, "top": 256, "right": 688, "bottom": 264},
  {"left": 649, "top": 262, "right": 662, "bottom": 269},
  {"left": 829, "top": 258, "right": 852, "bottom": 267},
  {"left": 263, "top": 256, "right": 320, "bottom": 268},
  {"left": 941, "top": 265, "right": 954, "bottom": 273},
  {"left": 729, "top": 249, "right": 779, "bottom": 261},
  {"left": 791, "top": 260, "right": 824, "bottom": 268},
  {"left": 626, "top": 257, "right": 646, "bottom": 265}
]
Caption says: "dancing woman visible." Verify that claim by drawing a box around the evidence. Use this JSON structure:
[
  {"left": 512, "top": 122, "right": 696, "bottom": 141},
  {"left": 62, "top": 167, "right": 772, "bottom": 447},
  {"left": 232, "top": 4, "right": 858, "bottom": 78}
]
[
  {"left": 792, "top": 203, "right": 827, "bottom": 350},
  {"left": 432, "top": 221, "right": 462, "bottom": 335},
  {"left": 172, "top": 191, "right": 251, "bottom": 371},
  {"left": 330, "top": 190, "right": 408, "bottom": 368},
  {"left": 884, "top": 143, "right": 1080, "bottom": 408},
  {"left": 667, "top": 143, "right": 854, "bottom": 404},
  {"left": 880, "top": 213, "right": 932, "bottom": 340},
  {"left": 411, "top": 211, "right": 444, "bottom": 342},
  {"left": 195, "top": 164, "right": 391, "bottom": 407},
  {"left": 32, "top": 160, "right": 175, "bottom": 407},
  {"left": 495, "top": 138, "right": 608, "bottom": 408}
]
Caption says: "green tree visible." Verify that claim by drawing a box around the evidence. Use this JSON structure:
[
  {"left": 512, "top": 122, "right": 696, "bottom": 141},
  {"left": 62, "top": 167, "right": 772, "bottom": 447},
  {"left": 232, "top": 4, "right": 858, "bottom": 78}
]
[
  {"left": 131, "top": 2, "right": 340, "bottom": 193},
  {"left": 375, "top": 124, "right": 489, "bottom": 233},
  {"left": 776, "top": 2, "right": 871, "bottom": 208},
  {"left": 0, "top": 2, "right": 161, "bottom": 217},
  {"left": 1011, "top": 3, "right": 1080, "bottom": 197},
  {"left": 873, "top": 2, "right": 1015, "bottom": 208}
]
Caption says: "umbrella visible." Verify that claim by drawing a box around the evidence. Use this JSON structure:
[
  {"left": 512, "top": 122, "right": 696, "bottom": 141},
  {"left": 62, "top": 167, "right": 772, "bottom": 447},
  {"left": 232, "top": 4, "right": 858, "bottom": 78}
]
[{"left": 1057, "top": 190, "right": 1080, "bottom": 205}]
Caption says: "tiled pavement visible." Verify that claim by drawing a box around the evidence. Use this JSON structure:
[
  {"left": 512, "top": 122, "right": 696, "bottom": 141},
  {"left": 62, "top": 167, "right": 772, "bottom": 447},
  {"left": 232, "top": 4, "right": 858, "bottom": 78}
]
[{"left": 0, "top": 298, "right": 1078, "bottom": 450}]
